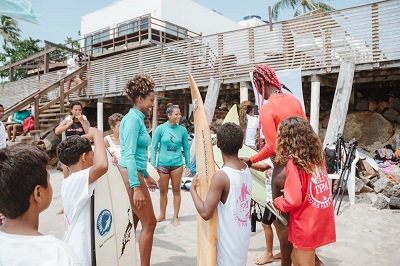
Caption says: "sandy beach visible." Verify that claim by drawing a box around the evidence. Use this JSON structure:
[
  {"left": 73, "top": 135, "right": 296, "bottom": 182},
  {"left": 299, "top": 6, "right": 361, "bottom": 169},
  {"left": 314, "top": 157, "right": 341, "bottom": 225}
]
[{"left": 40, "top": 170, "right": 400, "bottom": 266}]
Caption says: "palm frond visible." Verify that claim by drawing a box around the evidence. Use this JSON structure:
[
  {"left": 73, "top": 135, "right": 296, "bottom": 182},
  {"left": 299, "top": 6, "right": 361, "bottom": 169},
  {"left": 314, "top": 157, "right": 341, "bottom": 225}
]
[
  {"left": 272, "top": 0, "right": 299, "bottom": 21},
  {"left": 314, "top": 2, "right": 336, "bottom": 12}
]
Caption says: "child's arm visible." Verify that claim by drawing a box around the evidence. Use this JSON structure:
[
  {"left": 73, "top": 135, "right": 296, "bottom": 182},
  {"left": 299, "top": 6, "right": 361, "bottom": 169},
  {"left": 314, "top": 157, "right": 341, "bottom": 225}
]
[
  {"left": 190, "top": 171, "right": 228, "bottom": 220},
  {"left": 274, "top": 161, "right": 302, "bottom": 212},
  {"left": 83, "top": 127, "right": 108, "bottom": 184},
  {"left": 251, "top": 162, "right": 271, "bottom": 172}
]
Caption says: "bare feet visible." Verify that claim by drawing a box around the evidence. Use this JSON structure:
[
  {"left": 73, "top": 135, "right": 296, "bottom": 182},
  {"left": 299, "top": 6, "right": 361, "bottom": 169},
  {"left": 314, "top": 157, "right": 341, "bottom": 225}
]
[
  {"left": 274, "top": 252, "right": 281, "bottom": 259},
  {"left": 157, "top": 216, "right": 166, "bottom": 222},
  {"left": 315, "top": 254, "right": 324, "bottom": 266},
  {"left": 172, "top": 218, "right": 181, "bottom": 226},
  {"left": 254, "top": 252, "right": 275, "bottom": 265}
]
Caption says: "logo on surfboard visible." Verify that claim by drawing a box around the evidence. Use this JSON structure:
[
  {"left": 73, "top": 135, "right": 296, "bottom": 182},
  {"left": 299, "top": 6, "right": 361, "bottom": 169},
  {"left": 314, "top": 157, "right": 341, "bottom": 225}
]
[{"left": 97, "top": 209, "right": 113, "bottom": 236}]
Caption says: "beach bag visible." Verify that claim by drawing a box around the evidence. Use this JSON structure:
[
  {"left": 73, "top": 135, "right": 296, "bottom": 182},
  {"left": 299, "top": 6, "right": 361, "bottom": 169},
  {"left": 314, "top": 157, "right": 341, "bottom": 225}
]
[
  {"left": 22, "top": 116, "right": 35, "bottom": 133},
  {"left": 325, "top": 147, "right": 336, "bottom": 174}
]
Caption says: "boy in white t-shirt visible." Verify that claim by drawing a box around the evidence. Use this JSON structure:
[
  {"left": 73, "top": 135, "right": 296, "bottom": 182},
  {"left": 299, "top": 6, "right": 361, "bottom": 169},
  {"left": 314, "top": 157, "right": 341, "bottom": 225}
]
[
  {"left": 0, "top": 144, "right": 81, "bottom": 266},
  {"left": 190, "top": 123, "right": 252, "bottom": 265},
  {"left": 57, "top": 127, "right": 108, "bottom": 266}
]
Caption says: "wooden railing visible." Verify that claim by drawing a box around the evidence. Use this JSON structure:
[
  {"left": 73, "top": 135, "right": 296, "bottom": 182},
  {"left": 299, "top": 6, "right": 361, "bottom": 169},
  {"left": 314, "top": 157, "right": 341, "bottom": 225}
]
[
  {"left": 2, "top": 65, "right": 87, "bottom": 128},
  {"left": 1, "top": 0, "right": 399, "bottom": 106}
]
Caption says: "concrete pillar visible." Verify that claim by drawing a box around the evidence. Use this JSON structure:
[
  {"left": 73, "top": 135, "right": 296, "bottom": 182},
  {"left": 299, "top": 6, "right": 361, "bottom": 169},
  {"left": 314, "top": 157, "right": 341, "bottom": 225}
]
[
  {"left": 240, "top": 81, "right": 249, "bottom": 103},
  {"left": 97, "top": 100, "right": 103, "bottom": 131},
  {"left": 310, "top": 75, "right": 321, "bottom": 134}
]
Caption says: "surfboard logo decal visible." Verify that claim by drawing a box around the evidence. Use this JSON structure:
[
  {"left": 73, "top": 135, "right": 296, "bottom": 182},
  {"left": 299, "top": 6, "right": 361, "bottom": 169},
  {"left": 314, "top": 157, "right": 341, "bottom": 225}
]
[{"left": 97, "top": 209, "right": 113, "bottom": 237}]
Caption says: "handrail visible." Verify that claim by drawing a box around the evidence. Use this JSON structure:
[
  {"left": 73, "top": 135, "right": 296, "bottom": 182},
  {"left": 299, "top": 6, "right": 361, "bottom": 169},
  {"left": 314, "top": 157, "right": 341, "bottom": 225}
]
[{"left": 3, "top": 65, "right": 87, "bottom": 126}]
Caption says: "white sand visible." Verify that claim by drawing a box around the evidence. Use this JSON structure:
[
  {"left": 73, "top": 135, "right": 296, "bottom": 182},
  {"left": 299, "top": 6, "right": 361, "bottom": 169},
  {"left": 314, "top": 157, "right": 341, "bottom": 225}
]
[{"left": 39, "top": 170, "right": 400, "bottom": 266}]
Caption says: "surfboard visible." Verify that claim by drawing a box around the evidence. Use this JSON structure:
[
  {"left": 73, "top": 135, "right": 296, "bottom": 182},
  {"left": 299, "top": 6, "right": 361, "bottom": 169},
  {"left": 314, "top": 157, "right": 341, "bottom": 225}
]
[
  {"left": 214, "top": 105, "right": 287, "bottom": 225},
  {"left": 106, "top": 146, "right": 159, "bottom": 183},
  {"left": 189, "top": 73, "right": 217, "bottom": 266},
  {"left": 93, "top": 149, "right": 136, "bottom": 266}
]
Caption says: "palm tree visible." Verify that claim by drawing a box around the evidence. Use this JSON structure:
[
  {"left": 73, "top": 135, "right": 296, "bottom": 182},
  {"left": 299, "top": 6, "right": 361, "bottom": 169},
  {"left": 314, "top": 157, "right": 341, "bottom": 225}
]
[
  {"left": 0, "top": 16, "right": 21, "bottom": 46},
  {"left": 272, "top": 0, "right": 335, "bottom": 21}
]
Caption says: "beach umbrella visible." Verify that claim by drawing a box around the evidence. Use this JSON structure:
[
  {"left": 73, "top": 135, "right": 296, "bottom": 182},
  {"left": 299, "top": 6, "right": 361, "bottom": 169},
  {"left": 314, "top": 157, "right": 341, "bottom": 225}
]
[{"left": 0, "top": 0, "right": 39, "bottom": 24}]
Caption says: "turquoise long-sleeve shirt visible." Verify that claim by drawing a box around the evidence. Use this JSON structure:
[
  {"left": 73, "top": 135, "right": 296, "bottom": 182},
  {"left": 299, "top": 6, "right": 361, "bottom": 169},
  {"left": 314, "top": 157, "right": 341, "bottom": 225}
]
[
  {"left": 119, "top": 108, "right": 151, "bottom": 188},
  {"left": 151, "top": 121, "right": 190, "bottom": 168},
  {"left": 13, "top": 110, "right": 31, "bottom": 124}
]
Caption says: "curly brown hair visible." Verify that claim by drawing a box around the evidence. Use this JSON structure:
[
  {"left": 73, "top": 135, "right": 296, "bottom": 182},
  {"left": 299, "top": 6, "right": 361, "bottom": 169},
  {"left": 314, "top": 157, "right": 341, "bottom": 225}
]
[
  {"left": 275, "top": 116, "right": 324, "bottom": 175},
  {"left": 239, "top": 101, "right": 254, "bottom": 133},
  {"left": 125, "top": 73, "right": 155, "bottom": 104}
]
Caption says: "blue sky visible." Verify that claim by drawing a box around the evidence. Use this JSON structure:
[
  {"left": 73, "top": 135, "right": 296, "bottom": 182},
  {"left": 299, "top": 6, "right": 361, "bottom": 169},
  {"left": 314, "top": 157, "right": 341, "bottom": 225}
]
[{"left": 14, "top": 0, "right": 381, "bottom": 45}]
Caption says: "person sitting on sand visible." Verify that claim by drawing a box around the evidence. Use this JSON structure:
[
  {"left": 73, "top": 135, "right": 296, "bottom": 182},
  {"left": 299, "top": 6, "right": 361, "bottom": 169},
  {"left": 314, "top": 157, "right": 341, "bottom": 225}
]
[
  {"left": 0, "top": 144, "right": 80, "bottom": 265},
  {"left": 57, "top": 128, "right": 108, "bottom": 266},
  {"left": 190, "top": 123, "right": 252, "bottom": 265}
]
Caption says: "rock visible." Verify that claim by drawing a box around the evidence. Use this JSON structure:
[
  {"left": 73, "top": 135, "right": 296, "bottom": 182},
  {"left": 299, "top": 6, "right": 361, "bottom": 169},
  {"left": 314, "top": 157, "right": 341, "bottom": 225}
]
[
  {"left": 372, "top": 197, "right": 389, "bottom": 209},
  {"left": 369, "top": 100, "right": 378, "bottom": 112},
  {"left": 355, "top": 178, "right": 365, "bottom": 194},
  {"left": 361, "top": 185, "right": 374, "bottom": 193},
  {"left": 343, "top": 112, "right": 394, "bottom": 147},
  {"left": 382, "top": 181, "right": 397, "bottom": 198},
  {"left": 373, "top": 177, "right": 390, "bottom": 193},
  {"left": 356, "top": 99, "right": 369, "bottom": 111},
  {"left": 355, "top": 194, "right": 373, "bottom": 204},
  {"left": 388, "top": 97, "right": 400, "bottom": 112},
  {"left": 382, "top": 108, "right": 400, "bottom": 122},
  {"left": 396, "top": 117, "right": 400, "bottom": 124},
  {"left": 390, "top": 166, "right": 400, "bottom": 180},
  {"left": 389, "top": 184, "right": 400, "bottom": 198},
  {"left": 389, "top": 197, "right": 400, "bottom": 209},
  {"left": 377, "top": 101, "right": 388, "bottom": 113}
]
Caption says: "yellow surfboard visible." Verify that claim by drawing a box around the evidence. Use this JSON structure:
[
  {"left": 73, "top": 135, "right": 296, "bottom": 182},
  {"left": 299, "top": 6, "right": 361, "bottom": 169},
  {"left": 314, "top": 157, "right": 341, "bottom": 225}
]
[{"left": 189, "top": 74, "right": 217, "bottom": 266}]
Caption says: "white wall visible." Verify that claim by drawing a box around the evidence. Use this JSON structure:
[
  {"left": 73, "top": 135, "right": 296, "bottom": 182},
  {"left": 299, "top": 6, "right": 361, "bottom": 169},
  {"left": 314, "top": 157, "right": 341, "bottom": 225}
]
[
  {"left": 160, "top": 0, "right": 240, "bottom": 36},
  {"left": 80, "top": 0, "right": 240, "bottom": 38}
]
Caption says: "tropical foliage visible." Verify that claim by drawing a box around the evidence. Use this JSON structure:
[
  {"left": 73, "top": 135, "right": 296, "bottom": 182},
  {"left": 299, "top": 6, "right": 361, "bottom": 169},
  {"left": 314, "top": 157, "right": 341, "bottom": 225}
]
[
  {"left": 0, "top": 16, "right": 21, "bottom": 45},
  {"left": 272, "top": 0, "right": 335, "bottom": 21}
]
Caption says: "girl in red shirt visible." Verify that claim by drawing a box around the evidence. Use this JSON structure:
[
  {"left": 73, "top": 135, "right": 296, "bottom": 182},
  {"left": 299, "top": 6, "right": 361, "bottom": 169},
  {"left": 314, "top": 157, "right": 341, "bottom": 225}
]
[{"left": 274, "top": 116, "right": 336, "bottom": 266}]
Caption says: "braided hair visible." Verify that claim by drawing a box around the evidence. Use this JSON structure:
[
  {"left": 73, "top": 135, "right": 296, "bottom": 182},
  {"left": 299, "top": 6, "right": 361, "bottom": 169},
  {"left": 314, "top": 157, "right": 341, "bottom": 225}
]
[
  {"left": 252, "top": 64, "right": 281, "bottom": 96},
  {"left": 125, "top": 73, "right": 155, "bottom": 105}
]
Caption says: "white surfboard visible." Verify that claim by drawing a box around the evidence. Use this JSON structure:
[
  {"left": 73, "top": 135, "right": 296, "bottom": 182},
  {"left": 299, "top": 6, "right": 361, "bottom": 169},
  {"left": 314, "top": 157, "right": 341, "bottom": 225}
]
[
  {"left": 222, "top": 104, "right": 239, "bottom": 125},
  {"left": 146, "top": 162, "right": 160, "bottom": 182},
  {"left": 93, "top": 149, "right": 136, "bottom": 266}
]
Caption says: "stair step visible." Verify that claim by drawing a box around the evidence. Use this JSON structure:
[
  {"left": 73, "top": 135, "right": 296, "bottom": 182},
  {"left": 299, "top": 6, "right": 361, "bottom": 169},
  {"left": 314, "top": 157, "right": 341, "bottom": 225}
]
[
  {"left": 28, "top": 129, "right": 43, "bottom": 134},
  {"left": 39, "top": 113, "right": 67, "bottom": 118},
  {"left": 42, "top": 108, "right": 61, "bottom": 113},
  {"left": 39, "top": 118, "right": 60, "bottom": 123},
  {"left": 39, "top": 124, "right": 55, "bottom": 128}
]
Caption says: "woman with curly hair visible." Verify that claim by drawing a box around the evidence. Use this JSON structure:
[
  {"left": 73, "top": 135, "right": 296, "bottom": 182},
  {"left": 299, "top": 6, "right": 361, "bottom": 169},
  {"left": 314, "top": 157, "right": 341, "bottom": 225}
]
[
  {"left": 239, "top": 100, "right": 259, "bottom": 150},
  {"left": 118, "top": 73, "right": 158, "bottom": 266},
  {"left": 274, "top": 116, "right": 336, "bottom": 266}
]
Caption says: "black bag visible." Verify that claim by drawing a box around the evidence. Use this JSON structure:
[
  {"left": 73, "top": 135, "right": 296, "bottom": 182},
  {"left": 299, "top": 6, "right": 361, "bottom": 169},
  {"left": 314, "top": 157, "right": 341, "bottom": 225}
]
[{"left": 325, "top": 147, "right": 336, "bottom": 174}]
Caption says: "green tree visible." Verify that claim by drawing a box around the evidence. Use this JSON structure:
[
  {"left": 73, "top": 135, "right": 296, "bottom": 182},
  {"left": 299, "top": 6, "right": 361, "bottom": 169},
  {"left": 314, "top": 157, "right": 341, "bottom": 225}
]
[
  {"left": 0, "top": 16, "right": 21, "bottom": 46},
  {"left": 0, "top": 38, "right": 43, "bottom": 80},
  {"left": 272, "top": 0, "right": 335, "bottom": 21}
]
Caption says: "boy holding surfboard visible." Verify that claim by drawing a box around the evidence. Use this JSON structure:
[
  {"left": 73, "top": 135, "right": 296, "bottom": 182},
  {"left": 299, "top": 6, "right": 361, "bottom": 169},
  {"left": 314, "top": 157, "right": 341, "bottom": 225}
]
[
  {"left": 0, "top": 144, "right": 80, "bottom": 265},
  {"left": 190, "top": 123, "right": 252, "bottom": 266},
  {"left": 57, "top": 128, "right": 108, "bottom": 266}
]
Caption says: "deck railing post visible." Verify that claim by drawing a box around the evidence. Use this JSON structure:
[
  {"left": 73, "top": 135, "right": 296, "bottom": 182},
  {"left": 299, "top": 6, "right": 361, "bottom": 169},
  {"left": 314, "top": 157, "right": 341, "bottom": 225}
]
[
  {"left": 44, "top": 43, "right": 50, "bottom": 73},
  {"left": 60, "top": 79, "right": 65, "bottom": 113},
  {"left": 34, "top": 95, "right": 40, "bottom": 130}
]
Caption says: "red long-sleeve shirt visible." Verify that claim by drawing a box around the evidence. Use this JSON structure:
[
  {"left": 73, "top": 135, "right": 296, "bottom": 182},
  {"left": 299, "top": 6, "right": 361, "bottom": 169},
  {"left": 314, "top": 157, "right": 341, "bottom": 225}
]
[
  {"left": 274, "top": 159, "right": 336, "bottom": 250},
  {"left": 250, "top": 92, "right": 306, "bottom": 163}
]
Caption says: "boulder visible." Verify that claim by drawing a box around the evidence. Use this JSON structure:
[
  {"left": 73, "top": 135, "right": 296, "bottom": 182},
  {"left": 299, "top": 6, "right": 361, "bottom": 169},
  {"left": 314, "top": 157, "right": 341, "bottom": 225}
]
[
  {"left": 343, "top": 112, "right": 394, "bottom": 146},
  {"left": 369, "top": 100, "right": 378, "bottom": 112},
  {"left": 355, "top": 194, "right": 373, "bottom": 204},
  {"left": 361, "top": 185, "right": 374, "bottom": 193},
  {"left": 382, "top": 108, "right": 400, "bottom": 122},
  {"left": 389, "top": 197, "right": 400, "bottom": 209},
  {"left": 377, "top": 101, "right": 388, "bottom": 113},
  {"left": 388, "top": 97, "right": 400, "bottom": 112},
  {"left": 382, "top": 181, "right": 397, "bottom": 198},
  {"left": 389, "top": 185, "right": 400, "bottom": 198},
  {"left": 356, "top": 99, "right": 369, "bottom": 111},
  {"left": 372, "top": 197, "right": 389, "bottom": 210},
  {"left": 373, "top": 177, "right": 390, "bottom": 193},
  {"left": 355, "top": 178, "right": 365, "bottom": 194}
]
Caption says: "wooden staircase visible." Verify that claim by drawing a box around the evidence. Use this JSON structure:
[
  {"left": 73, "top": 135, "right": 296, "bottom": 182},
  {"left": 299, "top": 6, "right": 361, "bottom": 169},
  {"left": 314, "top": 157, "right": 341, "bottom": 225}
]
[{"left": 4, "top": 65, "right": 87, "bottom": 145}]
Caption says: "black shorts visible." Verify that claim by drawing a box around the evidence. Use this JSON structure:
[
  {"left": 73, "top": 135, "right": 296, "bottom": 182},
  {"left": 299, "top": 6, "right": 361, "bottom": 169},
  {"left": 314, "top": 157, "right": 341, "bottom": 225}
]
[{"left": 262, "top": 207, "right": 276, "bottom": 225}]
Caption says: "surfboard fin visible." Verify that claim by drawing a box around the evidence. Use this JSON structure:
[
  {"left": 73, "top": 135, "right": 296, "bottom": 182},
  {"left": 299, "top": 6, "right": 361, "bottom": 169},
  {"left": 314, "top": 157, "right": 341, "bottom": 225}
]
[{"left": 265, "top": 201, "right": 288, "bottom": 226}]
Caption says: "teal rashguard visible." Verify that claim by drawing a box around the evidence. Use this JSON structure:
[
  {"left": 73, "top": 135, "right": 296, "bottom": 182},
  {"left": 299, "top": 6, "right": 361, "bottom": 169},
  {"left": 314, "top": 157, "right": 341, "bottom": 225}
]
[
  {"left": 150, "top": 122, "right": 190, "bottom": 168},
  {"left": 118, "top": 108, "right": 151, "bottom": 188}
]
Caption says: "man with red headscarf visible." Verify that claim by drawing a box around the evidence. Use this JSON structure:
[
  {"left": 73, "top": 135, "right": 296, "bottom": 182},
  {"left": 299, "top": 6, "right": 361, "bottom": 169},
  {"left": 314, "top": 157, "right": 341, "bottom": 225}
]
[{"left": 244, "top": 64, "right": 312, "bottom": 266}]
